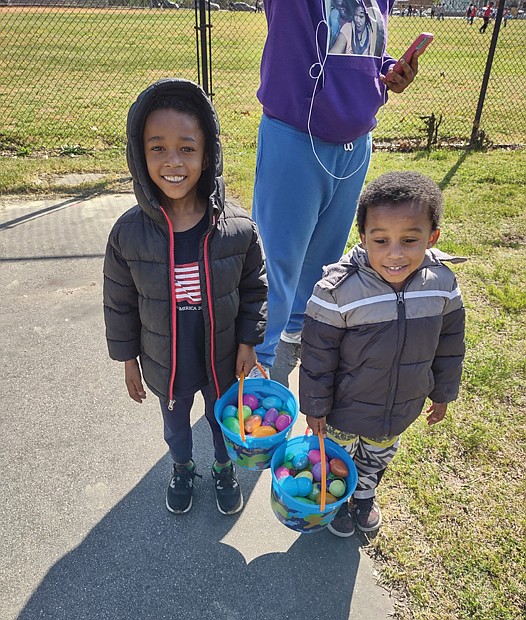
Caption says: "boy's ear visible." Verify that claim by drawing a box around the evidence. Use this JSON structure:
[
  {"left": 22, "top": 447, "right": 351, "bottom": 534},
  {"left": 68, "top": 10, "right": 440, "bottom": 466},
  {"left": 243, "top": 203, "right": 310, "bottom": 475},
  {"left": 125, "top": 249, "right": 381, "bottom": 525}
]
[
  {"left": 427, "top": 228, "right": 440, "bottom": 248},
  {"left": 359, "top": 231, "right": 366, "bottom": 246}
]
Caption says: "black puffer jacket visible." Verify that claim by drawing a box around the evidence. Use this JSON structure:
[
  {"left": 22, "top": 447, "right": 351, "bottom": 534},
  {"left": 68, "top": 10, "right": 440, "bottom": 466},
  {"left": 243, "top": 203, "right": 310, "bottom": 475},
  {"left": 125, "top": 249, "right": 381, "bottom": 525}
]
[{"left": 103, "top": 79, "right": 267, "bottom": 404}]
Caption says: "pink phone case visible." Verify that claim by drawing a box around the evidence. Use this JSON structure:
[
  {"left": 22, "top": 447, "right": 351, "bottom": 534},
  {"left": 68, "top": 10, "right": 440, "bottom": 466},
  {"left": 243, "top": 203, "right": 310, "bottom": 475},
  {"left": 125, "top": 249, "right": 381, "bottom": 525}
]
[{"left": 392, "top": 32, "right": 434, "bottom": 75}]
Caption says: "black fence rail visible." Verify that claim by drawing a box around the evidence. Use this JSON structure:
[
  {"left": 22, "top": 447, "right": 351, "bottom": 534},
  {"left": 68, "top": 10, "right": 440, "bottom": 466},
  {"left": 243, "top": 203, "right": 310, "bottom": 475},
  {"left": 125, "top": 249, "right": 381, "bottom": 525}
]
[{"left": 1, "top": 0, "right": 525, "bottom": 156}]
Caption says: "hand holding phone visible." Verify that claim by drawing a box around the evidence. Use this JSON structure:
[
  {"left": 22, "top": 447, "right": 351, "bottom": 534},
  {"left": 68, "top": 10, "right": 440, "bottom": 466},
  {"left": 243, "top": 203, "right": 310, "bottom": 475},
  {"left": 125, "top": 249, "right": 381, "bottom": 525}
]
[{"left": 392, "top": 32, "right": 434, "bottom": 75}]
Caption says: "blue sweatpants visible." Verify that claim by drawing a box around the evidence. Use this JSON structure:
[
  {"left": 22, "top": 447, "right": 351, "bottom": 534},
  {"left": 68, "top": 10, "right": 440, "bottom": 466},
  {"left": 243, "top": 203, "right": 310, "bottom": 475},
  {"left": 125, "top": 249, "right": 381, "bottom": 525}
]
[
  {"left": 159, "top": 385, "right": 229, "bottom": 465},
  {"left": 252, "top": 115, "right": 372, "bottom": 367}
]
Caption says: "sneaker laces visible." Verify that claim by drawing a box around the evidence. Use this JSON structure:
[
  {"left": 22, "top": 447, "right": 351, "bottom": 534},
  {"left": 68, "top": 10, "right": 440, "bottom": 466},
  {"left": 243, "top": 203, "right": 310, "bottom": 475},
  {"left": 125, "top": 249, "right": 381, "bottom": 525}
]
[
  {"left": 214, "top": 465, "right": 238, "bottom": 489},
  {"left": 172, "top": 465, "right": 202, "bottom": 490}
]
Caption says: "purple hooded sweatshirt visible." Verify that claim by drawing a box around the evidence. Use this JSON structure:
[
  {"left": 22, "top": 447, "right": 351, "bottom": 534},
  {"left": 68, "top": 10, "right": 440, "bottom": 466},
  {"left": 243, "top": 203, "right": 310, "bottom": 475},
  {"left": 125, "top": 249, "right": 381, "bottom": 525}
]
[{"left": 257, "top": 0, "right": 396, "bottom": 144}]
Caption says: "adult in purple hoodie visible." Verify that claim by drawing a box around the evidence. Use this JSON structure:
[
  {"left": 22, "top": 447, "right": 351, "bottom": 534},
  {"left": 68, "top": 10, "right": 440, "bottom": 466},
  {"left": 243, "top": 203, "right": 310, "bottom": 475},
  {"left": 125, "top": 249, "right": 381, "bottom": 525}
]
[{"left": 252, "top": 0, "right": 420, "bottom": 371}]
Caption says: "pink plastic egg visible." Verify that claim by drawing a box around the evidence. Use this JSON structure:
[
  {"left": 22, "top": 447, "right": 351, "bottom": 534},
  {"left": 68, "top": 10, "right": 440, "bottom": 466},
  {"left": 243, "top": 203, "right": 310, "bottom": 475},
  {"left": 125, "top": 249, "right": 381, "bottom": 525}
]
[
  {"left": 275, "top": 466, "right": 290, "bottom": 480},
  {"left": 308, "top": 449, "right": 322, "bottom": 465}
]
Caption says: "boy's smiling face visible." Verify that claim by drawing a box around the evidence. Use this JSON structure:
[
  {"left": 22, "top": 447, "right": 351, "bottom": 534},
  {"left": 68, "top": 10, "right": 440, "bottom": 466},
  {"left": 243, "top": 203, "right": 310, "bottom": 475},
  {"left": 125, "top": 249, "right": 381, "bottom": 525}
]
[
  {"left": 143, "top": 108, "right": 208, "bottom": 209},
  {"left": 359, "top": 201, "right": 440, "bottom": 292}
]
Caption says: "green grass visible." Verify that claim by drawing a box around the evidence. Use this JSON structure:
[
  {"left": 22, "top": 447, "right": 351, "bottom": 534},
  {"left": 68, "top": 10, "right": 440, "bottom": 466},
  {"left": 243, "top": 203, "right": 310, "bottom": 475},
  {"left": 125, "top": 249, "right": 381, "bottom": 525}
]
[
  {"left": 0, "top": 7, "right": 525, "bottom": 154},
  {"left": 357, "top": 148, "right": 526, "bottom": 620}
]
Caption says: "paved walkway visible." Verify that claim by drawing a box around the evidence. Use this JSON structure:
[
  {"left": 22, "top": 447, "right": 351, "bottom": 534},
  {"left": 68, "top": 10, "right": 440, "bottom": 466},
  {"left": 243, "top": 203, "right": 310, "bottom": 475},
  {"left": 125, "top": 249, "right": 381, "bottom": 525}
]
[{"left": 0, "top": 192, "right": 394, "bottom": 620}]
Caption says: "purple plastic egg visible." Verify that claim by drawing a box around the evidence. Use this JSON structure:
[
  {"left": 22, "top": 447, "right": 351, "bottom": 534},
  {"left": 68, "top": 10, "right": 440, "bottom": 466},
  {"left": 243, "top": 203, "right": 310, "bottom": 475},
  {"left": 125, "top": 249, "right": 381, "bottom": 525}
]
[
  {"left": 275, "top": 414, "right": 292, "bottom": 432},
  {"left": 261, "top": 420, "right": 275, "bottom": 427},
  {"left": 242, "top": 393, "right": 259, "bottom": 411},
  {"left": 263, "top": 407, "right": 279, "bottom": 424},
  {"left": 311, "top": 462, "right": 323, "bottom": 481}
]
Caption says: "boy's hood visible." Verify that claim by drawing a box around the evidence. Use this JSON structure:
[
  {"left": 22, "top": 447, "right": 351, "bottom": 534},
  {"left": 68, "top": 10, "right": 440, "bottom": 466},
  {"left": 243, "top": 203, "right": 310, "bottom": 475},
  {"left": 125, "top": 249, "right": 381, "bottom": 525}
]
[{"left": 126, "top": 78, "right": 224, "bottom": 225}]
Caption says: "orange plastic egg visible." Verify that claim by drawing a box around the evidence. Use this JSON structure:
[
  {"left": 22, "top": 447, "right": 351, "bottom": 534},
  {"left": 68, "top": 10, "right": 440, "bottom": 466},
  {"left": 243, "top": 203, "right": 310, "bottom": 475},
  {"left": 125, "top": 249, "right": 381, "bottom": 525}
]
[
  {"left": 251, "top": 425, "right": 277, "bottom": 438},
  {"left": 329, "top": 458, "right": 349, "bottom": 478},
  {"left": 244, "top": 414, "right": 262, "bottom": 434}
]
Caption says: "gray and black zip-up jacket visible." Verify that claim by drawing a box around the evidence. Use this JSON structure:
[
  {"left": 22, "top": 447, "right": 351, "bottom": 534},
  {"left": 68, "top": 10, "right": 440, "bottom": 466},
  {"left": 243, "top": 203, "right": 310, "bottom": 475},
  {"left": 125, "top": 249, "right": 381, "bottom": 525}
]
[
  {"left": 299, "top": 245, "right": 465, "bottom": 439},
  {"left": 103, "top": 79, "right": 267, "bottom": 405}
]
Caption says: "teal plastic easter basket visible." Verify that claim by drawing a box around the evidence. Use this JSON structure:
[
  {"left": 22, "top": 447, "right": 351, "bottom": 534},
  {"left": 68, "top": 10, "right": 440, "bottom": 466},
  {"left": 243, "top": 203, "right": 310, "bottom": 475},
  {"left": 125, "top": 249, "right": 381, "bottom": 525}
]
[
  {"left": 270, "top": 435, "right": 358, "bottom": 534},
  {"left": 214, "top": 377, "right": 298, "bottom": 471}
]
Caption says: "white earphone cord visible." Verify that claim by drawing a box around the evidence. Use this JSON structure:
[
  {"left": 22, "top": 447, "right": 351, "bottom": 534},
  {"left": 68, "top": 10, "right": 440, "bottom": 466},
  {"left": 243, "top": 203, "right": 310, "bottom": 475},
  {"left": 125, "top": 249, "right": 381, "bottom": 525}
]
[{"left": 307, "top": 1, "right": 388, "bottom": 180}]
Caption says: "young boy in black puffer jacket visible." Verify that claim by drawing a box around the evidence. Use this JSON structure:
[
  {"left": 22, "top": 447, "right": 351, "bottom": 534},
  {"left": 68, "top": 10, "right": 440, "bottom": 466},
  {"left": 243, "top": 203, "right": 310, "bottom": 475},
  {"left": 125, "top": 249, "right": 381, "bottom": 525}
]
[{"left": 103, "top": 79, "right": 267, "bottom": 516}]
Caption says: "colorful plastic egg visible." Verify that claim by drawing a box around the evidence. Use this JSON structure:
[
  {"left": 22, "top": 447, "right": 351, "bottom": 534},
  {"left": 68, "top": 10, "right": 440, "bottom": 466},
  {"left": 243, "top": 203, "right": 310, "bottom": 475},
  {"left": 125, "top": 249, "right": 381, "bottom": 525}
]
[
  {"left": 242, "top": 393, "right": 259, "bottom": 411},
  {"left": 329, "top": 458, "right": 349, "bottom": 478},
  {"left": 261, "top": 420, "right": 274, "bottom": 427},
  {"left": 275, "top": 466, "right": 290, "bottom": 480},
  {"left": 263, "top": 407, "right": 279, "bottom": 424},
  {"left": 307, "top": 483, "right": 321, "bottom": 502},
  {"left": 240, "top": 405, "right": 253, "bottom": 420},
  {"left": 223, "top": 417, "right": 240, "bottom": 434},
  {"left": 308, "top": 449, "right": 322, "bottom": 465},
  {"left": 295, "top": 470, "right": 313, "bottom": 481},
  {"left": 294, "top": 497, "right": 317, "bottom": 505},
  {"left": 292, "top": 452, "right": 309, "bottom": 469},
  {"left": 253, "top": 407, "right": 266, "bottom": 417},
  {"left": 251, "top": 425, "right": 277, "bottom": 437},
  {"left": 244, "top": 414, "right": 262, "bottom": 434},
  {"left": 279, "top": 476, "right": 298, "bottom": 496},
  {"left": 311, "top": 462, "right": 323, "bottom": 481},
  {"left": 295, "top": 476, "right": 313, "bottom": 497},
  {"left": 222, "top": 405, "right": 238, "bottom": 420},
  {"left": 262, "top": 395, "right": 282, "bottom": 410},
  {"left": 275, "top": 414, "right": 292, "bottom": 432},
  {"left": 328, "top": 479, "right": 346, "bottom": 498}
]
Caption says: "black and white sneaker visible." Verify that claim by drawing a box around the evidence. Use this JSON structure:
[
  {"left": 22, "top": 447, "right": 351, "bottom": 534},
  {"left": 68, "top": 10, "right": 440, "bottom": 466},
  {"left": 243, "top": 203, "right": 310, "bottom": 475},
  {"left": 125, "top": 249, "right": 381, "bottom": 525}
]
[
  {"left": 211, "top": 462, "right": 244, "bottom": 515},
  {"left": 166, "top": 461, "right": 201, "bottom": 514}
]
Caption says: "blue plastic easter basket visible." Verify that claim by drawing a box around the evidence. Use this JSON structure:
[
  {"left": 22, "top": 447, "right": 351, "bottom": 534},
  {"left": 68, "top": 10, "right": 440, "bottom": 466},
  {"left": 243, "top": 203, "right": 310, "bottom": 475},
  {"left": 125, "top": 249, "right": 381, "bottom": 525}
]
[{"left": 214, "top": 377, "right": 298, "bottom": 471}]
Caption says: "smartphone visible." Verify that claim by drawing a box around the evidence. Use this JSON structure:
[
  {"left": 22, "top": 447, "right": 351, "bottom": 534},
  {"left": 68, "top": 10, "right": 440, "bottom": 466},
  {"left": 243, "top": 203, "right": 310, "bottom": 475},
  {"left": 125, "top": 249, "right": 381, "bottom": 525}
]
[{"left": 392, "top": 32, "right": 434, "bottom": 75}]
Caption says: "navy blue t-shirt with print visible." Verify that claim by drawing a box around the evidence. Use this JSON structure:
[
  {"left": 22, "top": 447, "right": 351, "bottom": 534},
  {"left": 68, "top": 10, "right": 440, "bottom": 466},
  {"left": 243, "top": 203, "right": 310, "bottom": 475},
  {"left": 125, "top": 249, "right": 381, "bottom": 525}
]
[{"left": 172, "top": 212, "right": 208, "bottom": 397}]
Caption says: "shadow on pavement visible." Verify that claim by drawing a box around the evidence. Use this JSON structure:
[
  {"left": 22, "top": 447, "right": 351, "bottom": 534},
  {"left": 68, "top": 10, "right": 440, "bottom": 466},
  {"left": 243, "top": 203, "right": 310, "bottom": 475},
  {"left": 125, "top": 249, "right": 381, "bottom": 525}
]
[{"left": 17, "top": 414, "right": 361, "bottom": 620}]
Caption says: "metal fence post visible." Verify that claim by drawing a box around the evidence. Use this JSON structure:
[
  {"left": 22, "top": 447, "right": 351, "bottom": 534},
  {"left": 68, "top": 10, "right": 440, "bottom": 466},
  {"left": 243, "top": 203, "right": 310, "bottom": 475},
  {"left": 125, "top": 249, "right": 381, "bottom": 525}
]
[
  {"left": 194, "top": 1, "right": 214, "bottom": 99},
  {"left": 469, "top": 0, "right": 505, "bottom": 146}
]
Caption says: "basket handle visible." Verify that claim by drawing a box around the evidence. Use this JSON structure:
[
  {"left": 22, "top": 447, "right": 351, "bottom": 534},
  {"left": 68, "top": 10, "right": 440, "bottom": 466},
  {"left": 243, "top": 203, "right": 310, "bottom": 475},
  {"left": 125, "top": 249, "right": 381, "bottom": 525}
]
[
  {"left": 318, "top": 432, "right": 327, "bottom": 511},
  {"left": 253, "top": 361, "right": 268, "bottom": 379},
  {"left": 238, "top": 371, "right": 246, "bottom": 442}
]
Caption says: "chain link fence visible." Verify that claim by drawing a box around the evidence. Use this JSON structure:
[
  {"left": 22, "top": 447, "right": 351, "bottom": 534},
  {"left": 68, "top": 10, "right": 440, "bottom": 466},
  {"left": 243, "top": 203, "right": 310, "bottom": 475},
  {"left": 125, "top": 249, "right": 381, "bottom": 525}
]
[{"left": 1, "top": 0, "right": 525, "bottom": 156}]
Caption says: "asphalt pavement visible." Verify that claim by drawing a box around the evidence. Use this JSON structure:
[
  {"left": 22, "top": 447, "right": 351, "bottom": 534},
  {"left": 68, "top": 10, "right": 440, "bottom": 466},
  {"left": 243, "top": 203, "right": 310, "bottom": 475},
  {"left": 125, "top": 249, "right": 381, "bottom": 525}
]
[{"left": 0, "top": 191, "right": 394, "bottom": 620}]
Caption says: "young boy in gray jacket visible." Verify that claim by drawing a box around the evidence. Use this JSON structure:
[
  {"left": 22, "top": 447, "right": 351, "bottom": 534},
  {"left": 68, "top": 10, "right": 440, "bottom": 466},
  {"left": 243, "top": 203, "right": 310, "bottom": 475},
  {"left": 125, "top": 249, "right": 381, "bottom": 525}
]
[{"left": 300, "top": 171, "right": 465, "bottom": 537}]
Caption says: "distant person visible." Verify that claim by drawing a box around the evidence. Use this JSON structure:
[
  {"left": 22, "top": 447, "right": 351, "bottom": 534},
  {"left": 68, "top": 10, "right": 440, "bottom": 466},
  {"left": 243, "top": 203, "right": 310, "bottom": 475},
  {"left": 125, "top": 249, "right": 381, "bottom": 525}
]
[
  {"left": 469, "top": 4, "right": 477, "bottom": 24},
  {"left": 300, "top": 171, "right": 466, "bottom": 536},
  {"left": 103, "top": 79, "right": 267, "bottom": 517},
  {"left": 479, "top": 2, "right": 494, "bottom": 32}
]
